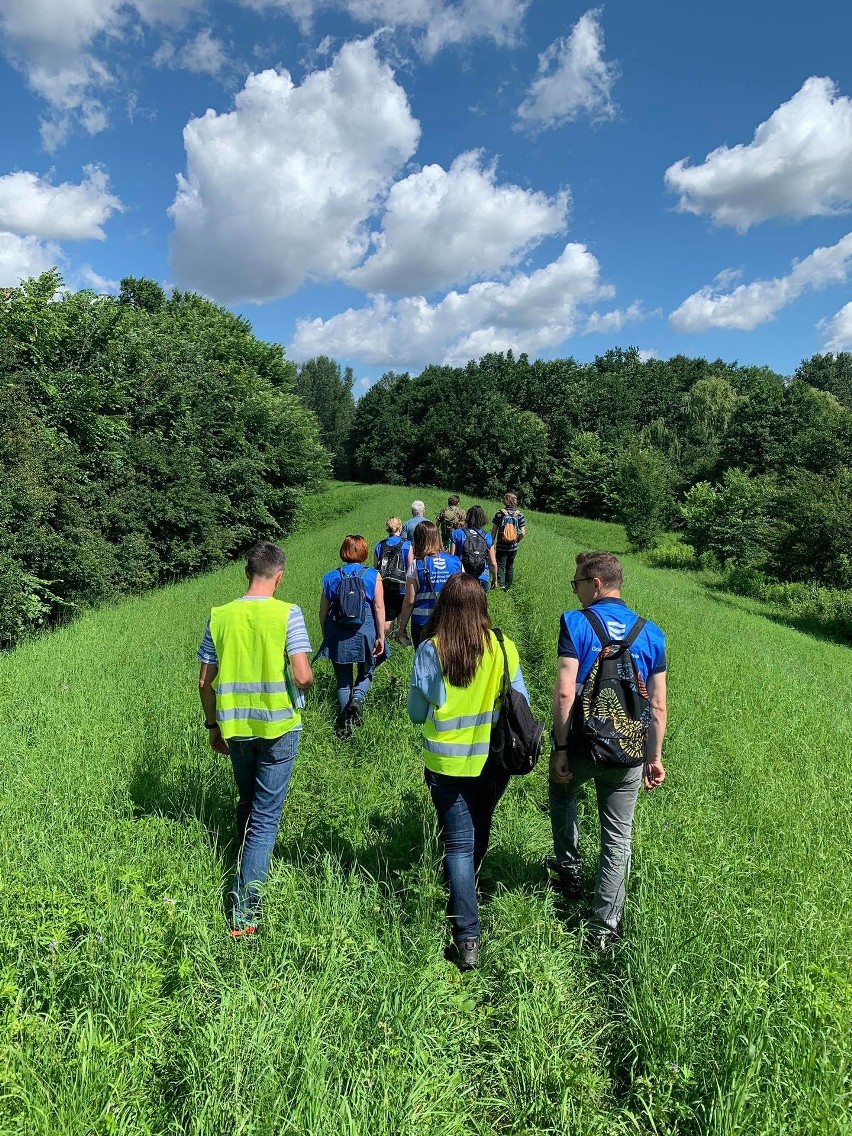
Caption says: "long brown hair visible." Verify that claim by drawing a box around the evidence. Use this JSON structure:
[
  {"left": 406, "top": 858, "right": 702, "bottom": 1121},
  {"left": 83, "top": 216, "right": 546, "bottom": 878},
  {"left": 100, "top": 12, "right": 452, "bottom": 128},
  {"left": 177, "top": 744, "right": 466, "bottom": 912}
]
[
  {"left": 427, "top": 573, "right": 492, "bottom": 688},
  {"left": 413, "top": 520, "right": 441, "bottom": 559}
]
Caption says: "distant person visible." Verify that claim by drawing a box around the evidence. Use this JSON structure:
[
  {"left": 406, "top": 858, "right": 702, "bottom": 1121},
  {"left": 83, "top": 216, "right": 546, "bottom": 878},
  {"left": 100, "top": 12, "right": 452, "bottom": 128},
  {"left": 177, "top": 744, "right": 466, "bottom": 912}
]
[
  {"left": 402, "top": 500, "right": 429, "bottom": 542},
  {"left": 452, "top": 505, "right": 497, "bottom": 591},
  {"left": 491, "top": 492, "right": 526, "bottom": 591},
  {"left": 197, "top": 541, "right": 313, "bottom": 938},
  {"left": 374, "top": 517, "right": 411, "bottom": 636},
  {"left": 316, "top": 535, "right": 386, "bottom": 738},
  {"left": 549, "top": 551, "right": 667, "bottom": 951},
  {"left": 396, "top": 521, "right": 462, "bottom": 647},
  {"left": 407, "top": 573, "right": 530, "bottom": 970},
  {"left": 436, "top": 494, "right": 466, "bottom": 552}
]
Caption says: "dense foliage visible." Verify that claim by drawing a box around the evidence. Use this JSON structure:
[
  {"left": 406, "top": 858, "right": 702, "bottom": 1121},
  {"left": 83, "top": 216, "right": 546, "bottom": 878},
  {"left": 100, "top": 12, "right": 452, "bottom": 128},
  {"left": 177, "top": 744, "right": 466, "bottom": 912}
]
[
  {"left": 294, "top": 355, "right": 356, "bottom": 477},
  {"left": 348, "top": 348, "right": 852, "bottom": 584},
  {"left": 0, "top": 272, "right": 329, "bottom": 646}
]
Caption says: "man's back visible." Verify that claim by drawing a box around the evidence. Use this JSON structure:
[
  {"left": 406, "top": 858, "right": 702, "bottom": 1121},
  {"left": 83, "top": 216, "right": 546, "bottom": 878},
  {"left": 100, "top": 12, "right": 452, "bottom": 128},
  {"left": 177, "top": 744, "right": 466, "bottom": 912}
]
[{"left": 558, "top": 597, "right": 666, "bottom": 686}]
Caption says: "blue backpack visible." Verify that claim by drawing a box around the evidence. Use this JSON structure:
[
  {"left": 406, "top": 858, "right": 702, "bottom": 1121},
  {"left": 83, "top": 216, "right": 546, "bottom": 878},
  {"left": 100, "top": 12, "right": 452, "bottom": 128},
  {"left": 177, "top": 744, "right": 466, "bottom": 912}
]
[{"left": 334, "top": 567, "right": 369, "bottom": 626}]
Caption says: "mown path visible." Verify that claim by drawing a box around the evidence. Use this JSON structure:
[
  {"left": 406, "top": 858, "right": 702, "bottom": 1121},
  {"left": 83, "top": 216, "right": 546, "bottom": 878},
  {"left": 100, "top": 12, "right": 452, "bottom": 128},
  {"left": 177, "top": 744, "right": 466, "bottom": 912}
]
[{"left": 0, "top": 483, "right": 849, "bottom": 1135}]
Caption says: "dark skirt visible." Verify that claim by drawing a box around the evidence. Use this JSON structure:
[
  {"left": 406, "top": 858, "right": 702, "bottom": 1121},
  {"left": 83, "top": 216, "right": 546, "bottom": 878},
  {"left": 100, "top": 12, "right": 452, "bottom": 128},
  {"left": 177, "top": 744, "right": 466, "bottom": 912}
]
[{"left": 315, "top": 610, "right": 389, "bottom": 666}]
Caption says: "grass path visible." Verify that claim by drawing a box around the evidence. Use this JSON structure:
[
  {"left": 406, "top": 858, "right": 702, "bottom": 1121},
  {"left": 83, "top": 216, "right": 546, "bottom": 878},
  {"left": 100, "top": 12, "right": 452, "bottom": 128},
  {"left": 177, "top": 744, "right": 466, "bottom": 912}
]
[{"left": 0, "top": 483, "right": 850, "bottom": 1134}]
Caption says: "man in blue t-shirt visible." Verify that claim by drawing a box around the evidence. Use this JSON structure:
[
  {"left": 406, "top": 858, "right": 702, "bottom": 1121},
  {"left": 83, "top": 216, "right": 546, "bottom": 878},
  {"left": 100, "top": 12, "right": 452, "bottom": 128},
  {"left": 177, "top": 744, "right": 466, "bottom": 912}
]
[
  {"left": 549, "top": 551, "right": 667, "bottom": 951},
  {"left": 402, "top": 500, "right": 429, "bottom": 541}
]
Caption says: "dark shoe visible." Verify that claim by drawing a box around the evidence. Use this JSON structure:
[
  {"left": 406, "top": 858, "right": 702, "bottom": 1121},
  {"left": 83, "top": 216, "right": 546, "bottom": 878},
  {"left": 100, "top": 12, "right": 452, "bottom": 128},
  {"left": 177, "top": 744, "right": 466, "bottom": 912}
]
[
  {"left": 584, "top": 923, "right": 619, "bottom": 954},
  {"left": 349, "top": 700, "right": 364, "bottom": 729},
  {"left": 545, "top": 855, "right": 583, "bottom": 900},
  {"left": 335, "top": 705, "right": 354, "bottom": 739},
  {"left": 445, "top": 939, "right": 480, "bottom": 971}
]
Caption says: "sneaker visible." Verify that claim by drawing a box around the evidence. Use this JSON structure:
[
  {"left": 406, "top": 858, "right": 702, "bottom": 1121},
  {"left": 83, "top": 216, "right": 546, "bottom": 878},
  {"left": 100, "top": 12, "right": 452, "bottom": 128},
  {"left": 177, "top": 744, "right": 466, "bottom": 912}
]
[
  {"left": 445, "top": 939, "right": 480, "bottom": 971},
  {"left": 349, "top": 701, "right": 364, "bottom": 729},
  {"left": 229, "top": 924, "right": 258, "bottom": 939},
  {"left": 584, "top": 924, "right": 618, "bottom": 954},
  {"left": 545, "top": 855, "right": 583, "bottom": 900},
  {"left": 335, "top": 705, "right": 353, "bottom": 739}
]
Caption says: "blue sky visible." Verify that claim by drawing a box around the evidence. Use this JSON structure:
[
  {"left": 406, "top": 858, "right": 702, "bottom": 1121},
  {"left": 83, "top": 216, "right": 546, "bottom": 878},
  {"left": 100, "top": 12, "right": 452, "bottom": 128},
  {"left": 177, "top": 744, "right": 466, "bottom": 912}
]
[{"left": 1, "top": 0, "right": 850, "bottom": 389}]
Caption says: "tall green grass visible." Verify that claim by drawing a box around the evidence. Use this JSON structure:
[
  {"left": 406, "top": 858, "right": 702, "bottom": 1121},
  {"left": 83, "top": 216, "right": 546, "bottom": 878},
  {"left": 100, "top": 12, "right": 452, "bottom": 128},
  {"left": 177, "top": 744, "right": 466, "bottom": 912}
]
[{"left": 0, "top": 483, "right": 849, "bottom": 1134}]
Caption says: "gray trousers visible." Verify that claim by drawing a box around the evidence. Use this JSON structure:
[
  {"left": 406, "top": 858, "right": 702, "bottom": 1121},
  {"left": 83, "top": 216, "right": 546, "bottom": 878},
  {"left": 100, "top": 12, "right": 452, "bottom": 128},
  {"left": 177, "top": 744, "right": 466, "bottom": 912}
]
[{"left": 549, "top": 757, "right": 643, "bottom": 931}]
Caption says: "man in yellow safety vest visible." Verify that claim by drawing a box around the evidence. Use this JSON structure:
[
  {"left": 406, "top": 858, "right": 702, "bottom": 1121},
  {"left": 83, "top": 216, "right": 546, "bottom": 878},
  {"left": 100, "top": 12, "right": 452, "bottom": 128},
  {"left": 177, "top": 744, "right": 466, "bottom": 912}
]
[{"left": 198, "top": 540, "right": 313, "bottom": 936}]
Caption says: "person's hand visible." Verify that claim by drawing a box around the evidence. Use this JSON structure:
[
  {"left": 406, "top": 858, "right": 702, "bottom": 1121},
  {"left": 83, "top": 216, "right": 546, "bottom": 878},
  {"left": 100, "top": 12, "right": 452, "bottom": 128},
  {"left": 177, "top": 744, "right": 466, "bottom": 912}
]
[
  {"left": 373, "top": 635, "right": 385, "bottom": 658},
  {"left": 644, "top": 759, "right": 666, "bottom": 790},
  {"left": 550, "top": 749, "right": 572, "bottom": 784},
  {"left": 208, "top": 726, "right": 229, "bottom": 756}
]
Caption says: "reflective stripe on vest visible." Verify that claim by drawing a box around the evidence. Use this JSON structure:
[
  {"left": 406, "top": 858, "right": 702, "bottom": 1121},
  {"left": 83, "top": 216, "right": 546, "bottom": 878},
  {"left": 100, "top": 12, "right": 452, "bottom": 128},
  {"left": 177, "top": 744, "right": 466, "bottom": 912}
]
[
  {"left": 421, "top": 630, "right": 520, "bottom": 777},
  {"left": 209, "top": 598, "right": 300, "bottom": 740}
]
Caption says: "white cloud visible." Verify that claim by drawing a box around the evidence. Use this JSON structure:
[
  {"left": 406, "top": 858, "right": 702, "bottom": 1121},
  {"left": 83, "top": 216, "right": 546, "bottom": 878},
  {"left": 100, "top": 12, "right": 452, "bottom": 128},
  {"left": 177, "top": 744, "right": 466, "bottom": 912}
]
[
  {"left": 665, "top": 77, "right": 852, "bottom": 232},
  {"left": 169, "top": 39, "right": 420, "bottom": 303},
  {"left": 637, "top": 348, "right": 659, "bottom": 362},
  {"left": 0, "top": 165, "right": 122, "bottom": 239},
  {"left": 291, "top": 242, "right": 613, "bottom": 368},
  {"left": 669, "top": 233, "right": 852, "bottom": 332},
  {"left": 820, "top": 302, "right": 852, "bottom": 352},
  {"left": 76, "top": 264, "right": 119, "bottom": 291},
  {"left": 583, "top": 301, "right": 653, "bottom": 335},
  {"left": 0, "top": 232, "right": 62, "bottom": 285},
  {"left": 0, "top": 0, "right": 204, "bottom": 147},
  {"left": 516, "top": 8, "right": 618, "bottom": 132},
  {"left": 241, "top": 0, "right": 530, "bottom": 56},
  {"left": 349, "top": 150, "right": 569, "bottom": 294},
  {"left": 156, "top": 27, "right": 227, "bottom": 75}
]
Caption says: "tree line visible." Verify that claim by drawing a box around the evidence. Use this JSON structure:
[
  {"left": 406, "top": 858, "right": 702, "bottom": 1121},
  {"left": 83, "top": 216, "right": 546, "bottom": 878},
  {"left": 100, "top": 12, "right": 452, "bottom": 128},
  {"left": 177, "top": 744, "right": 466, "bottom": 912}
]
[{"left": 322, "top": 347, "right": 852, "bottom": 592}]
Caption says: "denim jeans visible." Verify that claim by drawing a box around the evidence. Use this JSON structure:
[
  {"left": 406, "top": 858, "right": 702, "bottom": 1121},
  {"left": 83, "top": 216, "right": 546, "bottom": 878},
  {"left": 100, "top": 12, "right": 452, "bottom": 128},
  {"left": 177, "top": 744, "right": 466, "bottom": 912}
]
[
  {"left": 496, "top": 549, "right": 517, "bottom": 589},
  {"left": 228, "top": 730, "right": 300, "bottom": 925},
  {"left": 425, "top": 763, "right": 511, "bottom": 943},
  {"left": 549, "top": 756, "right": 643, "bottom": 932},
  {"left": 332, "top": 662, "right": 372, "bottom": 713}
]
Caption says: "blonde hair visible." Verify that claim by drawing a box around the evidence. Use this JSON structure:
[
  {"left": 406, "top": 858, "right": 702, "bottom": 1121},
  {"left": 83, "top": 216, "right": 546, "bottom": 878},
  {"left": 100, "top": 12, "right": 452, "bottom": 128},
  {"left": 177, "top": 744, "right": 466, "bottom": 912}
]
[{"left": 386, "top": 516, "right": 402, "bottom": 535}]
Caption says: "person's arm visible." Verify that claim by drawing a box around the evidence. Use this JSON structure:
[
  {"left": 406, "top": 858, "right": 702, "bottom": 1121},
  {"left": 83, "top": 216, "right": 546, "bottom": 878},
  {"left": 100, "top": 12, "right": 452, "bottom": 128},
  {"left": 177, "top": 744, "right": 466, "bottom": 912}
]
[
  {"left": 289, "top": 652, "right": 313, "bottom": 689},
  {"left": 374, "top": 543, "right": 381, "bottom": 570},
  {"left": 551, "top": 656, "right": 580, "bottom": 782},
  {"left": 488, "top": 539, "right": 498, "bottom": 588},
  {"left": 372, "top": 576, "right": 386, "bottom": 656},
  {"left": 644, "top": 671, "right": 667, "bottom": 790},
  {"left": 396, "top": 576, "right": 416, "bottom": 641},
  {"left": 199, "top": 663, "right": 228, "bottom": 754},
  {"left": 407, "top": 641, "right": 441, "bottom": 723}
]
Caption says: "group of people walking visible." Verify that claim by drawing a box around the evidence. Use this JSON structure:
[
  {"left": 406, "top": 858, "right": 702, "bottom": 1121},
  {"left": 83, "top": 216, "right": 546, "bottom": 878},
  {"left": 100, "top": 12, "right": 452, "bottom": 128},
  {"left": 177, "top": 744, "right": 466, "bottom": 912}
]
[{"left": 197, "top": 496, "right": 667, "bottom": 967}]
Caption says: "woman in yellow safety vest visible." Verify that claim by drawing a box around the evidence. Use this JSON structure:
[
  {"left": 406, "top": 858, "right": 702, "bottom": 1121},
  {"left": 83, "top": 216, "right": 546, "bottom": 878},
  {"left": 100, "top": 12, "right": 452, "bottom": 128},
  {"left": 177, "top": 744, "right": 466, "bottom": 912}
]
[{"left": 406, "top": 572, "right": 530, "bottom": 970}]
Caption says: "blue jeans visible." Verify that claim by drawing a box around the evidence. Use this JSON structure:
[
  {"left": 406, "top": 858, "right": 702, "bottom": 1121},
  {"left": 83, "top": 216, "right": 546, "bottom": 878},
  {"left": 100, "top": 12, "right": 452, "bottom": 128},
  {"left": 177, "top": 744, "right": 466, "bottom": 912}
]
[
  {"left": 425, "top": 763, "right": 511, "bottom": 943},
  {"left": 228, "top": 730, "right": 300, "bottom": 925},
  {"left": 332, "top": 662, "right": 372, "bottom": 713}
]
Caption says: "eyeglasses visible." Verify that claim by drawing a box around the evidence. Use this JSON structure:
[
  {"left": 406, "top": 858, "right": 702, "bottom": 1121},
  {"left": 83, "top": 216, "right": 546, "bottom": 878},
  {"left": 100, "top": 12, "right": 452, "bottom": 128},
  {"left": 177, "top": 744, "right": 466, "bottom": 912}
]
[{"left": 570, "top": 576, "right": 595, "bottom": 593}]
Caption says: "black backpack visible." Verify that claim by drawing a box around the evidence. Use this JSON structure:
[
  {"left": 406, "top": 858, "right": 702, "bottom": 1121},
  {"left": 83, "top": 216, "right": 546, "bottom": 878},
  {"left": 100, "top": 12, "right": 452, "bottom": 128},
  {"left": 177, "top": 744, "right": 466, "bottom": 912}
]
[
  {"left": 333, "top": 567, "right": 369, "bottom": 627},
  {"left": 460, "top": 528, "right": 488, "bottom": 576},
  {"left": 569, "top": 609, "right": 650, "bottom": 767},
  {"left": 488, "top": 629, "right": 544, "bottom": 776},
  {"left": 378, "top": 540, "right": 407, "bottom": 590}
]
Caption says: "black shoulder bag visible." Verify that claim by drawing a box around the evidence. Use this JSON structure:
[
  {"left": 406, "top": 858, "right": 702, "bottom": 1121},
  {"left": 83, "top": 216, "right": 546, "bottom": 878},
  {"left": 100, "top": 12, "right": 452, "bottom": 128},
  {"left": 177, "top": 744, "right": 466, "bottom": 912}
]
[{"left": 488, "top": 628, "right": 545, "bottom": 775}]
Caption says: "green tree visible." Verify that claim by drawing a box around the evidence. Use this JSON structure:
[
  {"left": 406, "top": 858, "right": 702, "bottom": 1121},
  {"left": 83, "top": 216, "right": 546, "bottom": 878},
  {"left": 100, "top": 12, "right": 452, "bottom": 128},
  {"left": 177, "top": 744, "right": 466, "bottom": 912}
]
[
  {"left": 294, "top": 355, "right": 356, "bottom": 476},
  {"left": 614, "top": 447, "right": 676, "bottom": 550}
]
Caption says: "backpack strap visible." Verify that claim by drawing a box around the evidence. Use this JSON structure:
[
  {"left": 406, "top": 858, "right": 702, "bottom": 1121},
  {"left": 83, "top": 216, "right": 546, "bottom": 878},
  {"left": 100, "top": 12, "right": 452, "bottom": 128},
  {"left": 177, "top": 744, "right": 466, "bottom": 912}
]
[
  {"left": 581, "top": 607, "right": 611, "bottom": 647},
  {"left": 492, "top": 627, "right": 510, "bottom": 695},
  {"left": 622, "top": 615, "right": 646, "bottom": 648}
]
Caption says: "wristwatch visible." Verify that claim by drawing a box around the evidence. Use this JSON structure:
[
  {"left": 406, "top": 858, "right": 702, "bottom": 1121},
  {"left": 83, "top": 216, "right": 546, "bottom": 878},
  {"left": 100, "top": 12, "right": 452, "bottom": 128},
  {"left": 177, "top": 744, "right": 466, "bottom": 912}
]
[
  {"left": 204, "top": 720, "right": 219, "bottom": 730},
  {"left": 552, "top": 742, "right": 568, "bottom": 752}
]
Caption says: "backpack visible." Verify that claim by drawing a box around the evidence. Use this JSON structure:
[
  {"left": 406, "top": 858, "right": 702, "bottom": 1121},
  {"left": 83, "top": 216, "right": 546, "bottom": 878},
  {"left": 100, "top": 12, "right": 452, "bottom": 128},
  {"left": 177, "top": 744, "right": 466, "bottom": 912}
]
[
  {"left": 438, "top": 507, "right": 461, "bottom": 546},
  {"left": 378, "top": 540, "right": 407, "bottom": 590},
  {"left": 499, "top": 511, "right": 519, "bottom": 545},
  {"left": 333, "top": 567, "right": 369, "bottom": 627},
  {"left": 569, "top": 609, "right": 650, "bottom": 767},
  {"left": 488, "top": 629, "right": 544, "bottom": 775},
  {"left": 460, "top": 528, "right": 488, "bottom": 576}
]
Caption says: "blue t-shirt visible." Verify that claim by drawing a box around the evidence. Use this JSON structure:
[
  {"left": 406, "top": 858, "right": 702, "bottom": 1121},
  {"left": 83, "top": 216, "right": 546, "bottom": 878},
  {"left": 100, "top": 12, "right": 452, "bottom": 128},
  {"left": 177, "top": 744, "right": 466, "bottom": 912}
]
[
  {"left": 374, "top": 535, "right": 412, "bottom": 574},
  {"left": 402, "top": 516, "right": 428, "bottom": 541},
  {"left": 451, "top": 527, "right": 493, "bottom": 584},
  {"left": 558, "top": 598, "right": 667, "bottom": 685},
  {"left": 322, "top": 563, "right": 379, "bottom": 603},
  {"left": 408, "top": 553, "right": 463, "bottom": 625}
]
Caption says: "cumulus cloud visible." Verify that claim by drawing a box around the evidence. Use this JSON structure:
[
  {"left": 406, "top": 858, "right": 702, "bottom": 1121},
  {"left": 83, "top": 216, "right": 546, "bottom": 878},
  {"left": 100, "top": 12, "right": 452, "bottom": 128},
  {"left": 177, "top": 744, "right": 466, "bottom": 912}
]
[
  {"left": 76, "top": 264, "right": 120, "bottom": 291},
  {"left": 0, "top": 232, "right": 61, "bottom": 285},
  {"left": 665, "top": 77, "right": 852, "bottom": 232},
  {"left": 291, "top": 242, "right": 613, "bottom": 369},
  {"left": 241, "top": 0, "right": 530, "bottom": 56},
  {"left": 169, "top": 39, "right": 420, "bottom": 303},
  {"left": 820, "top": 302, "right": 852, "bottom": 352},
  {"left": 0, "top": 165, "right": 122, "bottom": 240},
  {"left": 349, "top": 150, "right": 569, "bottom": 294},
  {"left": 0, "top": 0, "right": 204, "bottom": 147},
  {"left": 669, "top": 233, "right": 852, "bottom": 332},
  {"left": 583, "top": 301, "right": 653, "bottom": 335},
  {"left": 516, "top": 8, "right": 618, "bottom": 132},
  {"left": 155, "top": 28, "right": 228, "bottom": 75}
]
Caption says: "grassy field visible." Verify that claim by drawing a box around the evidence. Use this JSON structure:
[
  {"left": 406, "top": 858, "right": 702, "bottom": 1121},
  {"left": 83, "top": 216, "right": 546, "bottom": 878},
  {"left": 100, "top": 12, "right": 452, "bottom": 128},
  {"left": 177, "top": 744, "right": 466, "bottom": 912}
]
[{"left": 1, "top": 482, "right": 850, "bottom": 1135}]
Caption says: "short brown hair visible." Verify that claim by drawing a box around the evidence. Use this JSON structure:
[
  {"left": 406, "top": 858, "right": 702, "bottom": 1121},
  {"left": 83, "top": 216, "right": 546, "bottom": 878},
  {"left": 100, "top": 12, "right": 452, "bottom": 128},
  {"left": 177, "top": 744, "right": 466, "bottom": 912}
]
[
  {"left": 503, "top": 492, "right": 518, "bottom": 507},
  {"left": 427, "top": 573, "right": 492, "bottom": 688},
  {"left": 246, "top": 541, "right": 286, "bottom": 579},
  {"left": 448, "top": 494, "right": 460, "bottom": 506},
  {"left": 412, "top": 520, "right": 441, "bottom": 559},
  {"left": 576, "top": 551, "right": 623, "bottom": 590},
  {"left": 386, "top": 516, "right": 402, "bottom": 535},
  {"left": 340, "top": 535, "right": 369, "bottom": 563}
]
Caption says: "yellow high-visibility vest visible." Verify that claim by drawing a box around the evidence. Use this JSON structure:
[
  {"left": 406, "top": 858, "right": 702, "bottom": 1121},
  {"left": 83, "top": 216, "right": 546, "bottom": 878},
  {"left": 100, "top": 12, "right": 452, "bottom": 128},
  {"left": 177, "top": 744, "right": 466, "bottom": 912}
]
[
  {"left": 422, "top": 630, "right": 520, "bottom": 777},
  {"left": 209, "top": 598, "right": 300, "bottom": 740}
]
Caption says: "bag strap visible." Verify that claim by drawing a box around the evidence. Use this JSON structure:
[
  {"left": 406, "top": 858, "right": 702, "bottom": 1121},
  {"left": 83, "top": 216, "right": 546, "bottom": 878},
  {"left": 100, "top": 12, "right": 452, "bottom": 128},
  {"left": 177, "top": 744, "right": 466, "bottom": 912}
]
[
  {"left": 581, "top": 607, "right": 611, "bottom": 647},
  {"left": 492, "top": 627, "right": 510, "bottom": 696},
  {"left": 623, "top": 615, "right": 646, "bottom": 649}
]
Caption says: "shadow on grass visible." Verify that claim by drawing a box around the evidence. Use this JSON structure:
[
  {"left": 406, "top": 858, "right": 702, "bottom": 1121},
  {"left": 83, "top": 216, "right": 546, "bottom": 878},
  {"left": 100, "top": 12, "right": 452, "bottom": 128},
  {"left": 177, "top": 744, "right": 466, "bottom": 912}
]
[{"left": 702, "top": 585, "right": 852, "bottom": 649}]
